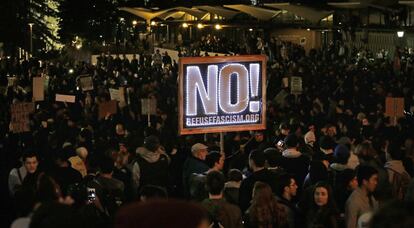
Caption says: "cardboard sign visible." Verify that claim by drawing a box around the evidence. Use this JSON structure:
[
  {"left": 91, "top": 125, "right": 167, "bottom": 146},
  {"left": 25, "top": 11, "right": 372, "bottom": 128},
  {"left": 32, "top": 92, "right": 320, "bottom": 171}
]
[
  {"left": 8, "top": 77, "right": 17, "bottom": 87},
  {"left": 178, "top": 55, "right": 266, "bottom": 135},
  {"left": 32, "top": 77, "right": 45, "bottom": 101},
  {"left": 79, "top": 75, "right": 93, "bottom": 91},
  {"left": 141, "top": 98, "right": 157, "bottom": 115},
  {"left": 10, "top": 102, "right": 35, "bottom": 133},
  {"left": 282, "top": 77, "right": 289, "bottom": 88},
  {"left": 385, "top": 97, "right": 404, "bottom": 117},
  {"left": 290, "top": 76, "right": 303, "bottom": 94},
  {"left": 109, "top": 87, "right": 125, "bottom": 102},
  {"left": 56, "top": 94, "right": 76, "bottom": 103},
  {"left": 99, "top": 100, "right": 117, "bottom": 119}
]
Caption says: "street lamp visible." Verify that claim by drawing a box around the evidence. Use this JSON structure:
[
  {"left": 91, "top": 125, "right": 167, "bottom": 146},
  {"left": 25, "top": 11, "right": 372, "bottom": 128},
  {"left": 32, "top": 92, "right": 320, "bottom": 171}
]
[
  {"left": 197, "top": 23, "right": 204, "bottom": 29},
  {"left": 132, "top": 20, "right": 138, "bottom": 26},
  {"left": 397, "top": 31, "right": 405, "bottom": 38},
  {"left": 182, "top": 23, "right": 189, "bottom": 28},
  {"left": 28, "top": 23, "right": 34, "bottom": 55},
  {"left": 151, "top": 21, "right": 156, "bottom": 26},
  {"left": 215, "top": 24, "right": 222, "bottom": 30}
]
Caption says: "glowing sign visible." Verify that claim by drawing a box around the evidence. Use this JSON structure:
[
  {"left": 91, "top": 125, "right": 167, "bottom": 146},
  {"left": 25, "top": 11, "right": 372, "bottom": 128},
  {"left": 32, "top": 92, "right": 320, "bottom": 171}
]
[{"left": 179, "top": 55, "right": 266, "bottom": 135}]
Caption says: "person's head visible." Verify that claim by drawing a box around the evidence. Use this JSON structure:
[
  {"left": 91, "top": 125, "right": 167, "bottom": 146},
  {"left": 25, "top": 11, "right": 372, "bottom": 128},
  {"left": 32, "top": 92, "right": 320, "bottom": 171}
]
[
  {"left": 99, "top": 156, "right": 114, "bottom": 175},
  {"left": 79, "top": 128, "right": 92, "bottom": 143},
  {"left": 35, "top": 173, "right": 62, "bottom": 203},
  {"left": 254, "top": 131, "right": 264, "bottom": 142},
  {"left": 144, "top": 135, "right": 160, "bottom": 152},
  {"left": 23, "top": 151, "right": 39, "bottom": 174},
  {"left": 252, "top": 181, "right": 274, "bottom": 204},
  {"left": 356, "top": 165, "right": 378, "bottom": 193},
  {"left": 354, "top": 141, "right": 377, "bottom": 160},
  {"left": 319, "top": 136, "right": 335, "bottom": 151},
  {"left": 115, "top": 200, "right": 210, "bottom": 228},
  {"left": 205, "top": 170, "right": 225, "bottom": 196},
  {"left": 313, "top": 182, "right": 335, "bottom": 208},
  {"left": 115, "top": 123, "right": 125, "bottom": 136},
  {"left": 139, "top": 185, "right": 168, "bottom": 202},
  {"left": 227, "top": 169, "right": 243, "bottom": 183},
  {"left": 264, "top": 147, "right": 281, "bottom": 168},
  {"left": 334, "top": 144, "right": 351, "bottom": 164},
  {"left": 76, "top": 147, "right": 88, "bottom": 160},
  {"left": 191, "top": 143, "right": 208, "bottom": 160},
  {"left": 342, "top": 169, "right": 358, "bottom": 191},
  {"left": 304, "top": 131, "right": 316, "bottom": 146},
  {"left": 279, "top": 123, "right": 290, "bottom": 136},
  {"left": 205, "top": 151, "right": 224, "bottom": 171},
  {"left": 326, "top": 125, "right": 337, "bottom": 137},
  {"left": 284, "top": 134, "right": 299, "bottom": 149},
  {"left": 309, "top": 160, "right": 329, "bottom": 184},
  {"left": 277, "top": 173, "right": 297, "bottom": 200},
  {"left": 249, "top": 149, "right": 266, "bottom": 170},
  {"left": 250, "top": 182, "right": 286, "bottom": 227},
  {"left": 370, "top": 200, "right": 414, "bottom": 228},
  {"left": 30, "top": 202, "right": 81, "bottom": 228},
  {"left": 386, "top": 141, "right": 404, "bottom": 161}
]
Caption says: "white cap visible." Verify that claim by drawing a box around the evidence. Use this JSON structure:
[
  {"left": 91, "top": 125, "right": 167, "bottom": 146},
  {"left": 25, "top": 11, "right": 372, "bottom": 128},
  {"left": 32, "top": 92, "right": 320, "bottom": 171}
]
[{"left": 191, "top": 143, "right": 208, "bottom": 153}]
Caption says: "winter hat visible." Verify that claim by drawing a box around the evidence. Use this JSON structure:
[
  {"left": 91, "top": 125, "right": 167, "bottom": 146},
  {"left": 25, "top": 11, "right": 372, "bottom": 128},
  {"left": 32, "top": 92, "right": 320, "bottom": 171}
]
[
  {"left": 334, "top": 144, "right": 351, "bottom": 164},
  {"left": 144, "top": 135, "right": 160, "bottom": 152}
]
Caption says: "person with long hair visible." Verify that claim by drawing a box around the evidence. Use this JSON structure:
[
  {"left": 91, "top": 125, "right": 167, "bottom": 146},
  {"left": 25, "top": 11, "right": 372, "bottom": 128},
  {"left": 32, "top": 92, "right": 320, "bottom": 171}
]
[
  {"left": 305, "top": 182, "right": 339, "bottom": 228},
  {"left": 245, "top": 181, "right": 287, "bottom": 228}
]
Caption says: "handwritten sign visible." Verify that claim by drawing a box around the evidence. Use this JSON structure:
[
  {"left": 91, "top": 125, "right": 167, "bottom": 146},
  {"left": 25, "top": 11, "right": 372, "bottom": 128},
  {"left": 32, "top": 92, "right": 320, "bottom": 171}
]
[{"left": 10, "top": 102, "right": 35, "bottom": 133}]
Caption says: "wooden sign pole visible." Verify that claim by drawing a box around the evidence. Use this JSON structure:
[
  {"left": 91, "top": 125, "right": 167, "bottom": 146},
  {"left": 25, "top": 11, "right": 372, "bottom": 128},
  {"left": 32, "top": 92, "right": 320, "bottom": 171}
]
[{"left": 220, "top": 132, "right": 224, "bottom": 155}]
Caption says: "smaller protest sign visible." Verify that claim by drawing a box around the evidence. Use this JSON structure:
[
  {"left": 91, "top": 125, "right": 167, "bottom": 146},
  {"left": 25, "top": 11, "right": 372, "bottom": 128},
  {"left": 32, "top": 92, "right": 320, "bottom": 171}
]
[
  {"left": 32, "top": 77, "right": 45, "bottom": 101},
  {"left": 290, "top": 76, "right": 303, "bottom": 94},
  {"left": 79, "top": 75, "right": 93, "bottom": 91},
  {"left": 55, "top": 94, "right": 76, "bottom": 103},
  {"left": 385, "top": 97, "right": 404, "bottom": 117},
  {"left": 141, "top": 98, "right": 157, "bottom": 115},
  {"left": 99, "top": 100, "right": 117, "bottom": 119}
]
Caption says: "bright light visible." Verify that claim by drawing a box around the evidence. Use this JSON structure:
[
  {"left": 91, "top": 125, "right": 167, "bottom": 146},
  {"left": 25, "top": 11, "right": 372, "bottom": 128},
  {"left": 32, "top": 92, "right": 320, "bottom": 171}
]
[
  {"left": 68, "top": 69, "right": 74, "bottom": 74},
  {"left": 249, "top": 28, "right": 253, "bottom": 32},
  {"left": 307, "top": 28, "right": 310, "bottom": 31},
  {"left": 214, "top": 15, "right": 218, "bottom": 19},
  {"left": 197, "top": 23, "right": 204, "bottom": 29},
  {"left": 132, "top": 20, "right": 137, "bottom": 26},
  {"left": 397, "top": 31, "right": 405, "bottom": 38},
  {"left": 151, "top": 21, "right": 156, "bottom": 26},
  {"left": 99, "top": 35, "right": 103, "bottom": 38},
  {"left": 182, "top": 23, "right": 188, "bottom": 28},
  {"left": 119, "top": 17, "right": 125, "bottom": 22},
  {"left": 75, "top": 44, "right": 82, "bottom": 50},
  {"left": 215, "top": 24, "right": 222, "bottom": 30}
]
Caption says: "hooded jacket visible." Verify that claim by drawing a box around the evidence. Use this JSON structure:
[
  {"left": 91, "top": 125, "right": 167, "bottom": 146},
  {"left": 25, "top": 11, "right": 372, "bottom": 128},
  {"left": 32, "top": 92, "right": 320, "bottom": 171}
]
[
  {"left": 279, "top": 148, "right": 310, "bottom": 187},
  {"left": 131, "top": 147, "right": 170, "bottom": 193}
]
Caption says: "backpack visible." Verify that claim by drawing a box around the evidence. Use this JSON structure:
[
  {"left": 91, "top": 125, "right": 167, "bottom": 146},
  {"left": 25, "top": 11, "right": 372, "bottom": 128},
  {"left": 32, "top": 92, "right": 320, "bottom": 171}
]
[{"left": 387, "top": 167, "right": 411, "bottom": 200}]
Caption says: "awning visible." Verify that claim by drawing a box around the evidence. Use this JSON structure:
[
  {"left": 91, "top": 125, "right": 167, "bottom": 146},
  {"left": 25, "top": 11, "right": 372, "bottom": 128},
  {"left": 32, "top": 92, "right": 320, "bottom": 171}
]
[
  {"left": 195, "top": 5, "right": 240, "bottom": 19},
  {"left": 265, "top": 3, "right": 333, "bottom": 23},
  {"left": 223, "top": 4, "right": 280, "bottom": 20},
  {"left": 327, "top": 2, "right": 367, "bottom": 9},
  {"left": 118, "top": 7, "right": 170, "bottom": 21}
]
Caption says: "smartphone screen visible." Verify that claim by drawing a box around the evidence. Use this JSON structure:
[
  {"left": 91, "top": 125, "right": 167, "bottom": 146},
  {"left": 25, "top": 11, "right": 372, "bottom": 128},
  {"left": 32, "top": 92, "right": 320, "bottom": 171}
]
[{"left": 87, "top": 187, "right": 96, "bottom": 202}]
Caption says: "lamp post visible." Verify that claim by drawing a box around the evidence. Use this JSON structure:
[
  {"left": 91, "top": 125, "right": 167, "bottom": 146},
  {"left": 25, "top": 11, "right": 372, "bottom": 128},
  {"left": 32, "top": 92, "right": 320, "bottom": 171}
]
[{"left": 28, "top": 23, "right": 34, "bottom": 55}]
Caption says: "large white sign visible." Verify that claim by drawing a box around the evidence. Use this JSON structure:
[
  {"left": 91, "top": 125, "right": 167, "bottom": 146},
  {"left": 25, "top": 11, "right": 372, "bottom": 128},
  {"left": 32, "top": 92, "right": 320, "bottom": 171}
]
[{"left": 179, "top": 55, "right": 266, "bottom": 135}]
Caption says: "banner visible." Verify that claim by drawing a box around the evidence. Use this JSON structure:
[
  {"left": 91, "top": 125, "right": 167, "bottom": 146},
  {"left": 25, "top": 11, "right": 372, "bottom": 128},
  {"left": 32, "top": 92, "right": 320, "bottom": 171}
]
[
  {"left": 32, "top": 77, "right": 45, "bottom": 101},
  {"left": 99, "top": 100, "right": 117, "bottom": 119},
  {"left": 10, "top": 102, "right": 35, "bottom": 133},
  {"left": 79, "top": 75, "right": 93, "bottom": 91},
  {"left": 141, "top": 98, "right": 157, "bottom": 115},
  {"left": 178, "top": 55, "right": 266, "bottom": 135}
]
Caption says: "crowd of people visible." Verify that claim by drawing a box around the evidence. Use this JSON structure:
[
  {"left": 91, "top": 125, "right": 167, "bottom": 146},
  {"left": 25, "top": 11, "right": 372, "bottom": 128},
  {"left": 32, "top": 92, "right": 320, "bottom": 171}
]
[{"left": 1, "top": 33, "right": 414, "bottom": 228}]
